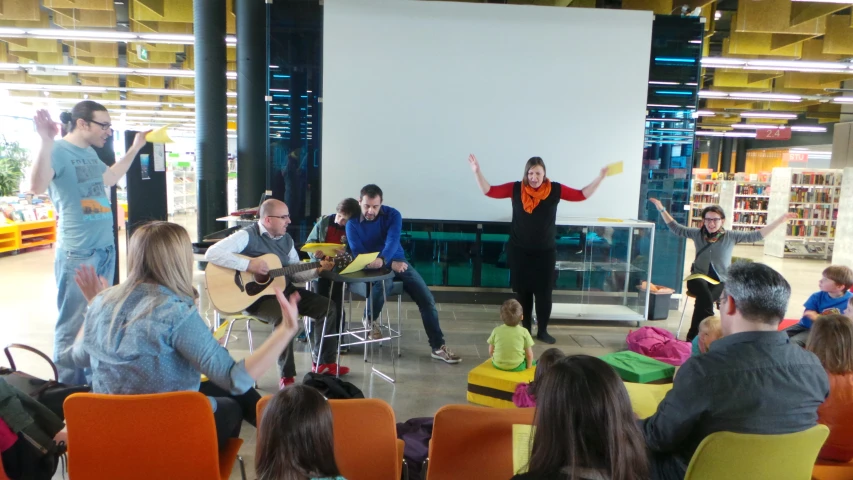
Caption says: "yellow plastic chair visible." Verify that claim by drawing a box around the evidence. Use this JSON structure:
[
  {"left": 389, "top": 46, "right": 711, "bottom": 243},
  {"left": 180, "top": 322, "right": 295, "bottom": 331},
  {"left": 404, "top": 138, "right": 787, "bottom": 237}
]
[{"left": 683, "top": 425, "right": 829, "bottom": 480}]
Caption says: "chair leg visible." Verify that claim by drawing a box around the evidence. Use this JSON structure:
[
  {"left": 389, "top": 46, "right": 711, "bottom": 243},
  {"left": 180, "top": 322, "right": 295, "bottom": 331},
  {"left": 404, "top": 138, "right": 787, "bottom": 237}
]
[
  {"left": 237, "top": 455, "right": 247, "bottom": 480},
  {"left": 397, "top": 294, "right": 402, "bottom": 358},
  {"left": 676, "top": 297, "right": 689, "bottom": 339},
  {"left": 245, "top": 319, "right": 254, "bottom": 354},
  {"left": 223, "top": 318, "right": 237, "bottom": 349}
]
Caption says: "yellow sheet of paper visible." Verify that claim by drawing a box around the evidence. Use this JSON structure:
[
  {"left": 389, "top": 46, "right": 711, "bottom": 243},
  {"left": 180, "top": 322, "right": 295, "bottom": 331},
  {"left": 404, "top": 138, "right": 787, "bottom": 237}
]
[
  {"left": 623, "top": 382, "right": 673, "bottom": 419},
  {"left": 597, "top": 218, "right": 624, "bottom": 223},
  {"left": 339, "top": 252, "right": 379, "bottom": 275},
  {"left": 145, "top": 125, "right": 175, "bottom": 143},
  {"left": 301, "top": 243, "right": 345, "bottom": 257},
  {"left": 606, "top": 161, "right": 624, "bottom": 176},
  {"left": 684, "top": 273, "right": 720, "bottom": 285},
  {"left": 513, "top": 424, "right": 535, "bottom": 474}
]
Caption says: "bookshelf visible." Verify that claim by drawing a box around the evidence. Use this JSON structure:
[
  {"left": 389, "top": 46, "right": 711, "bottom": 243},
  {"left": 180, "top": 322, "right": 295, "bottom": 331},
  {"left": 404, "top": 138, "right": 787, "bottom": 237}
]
[
  {"left": 690, "top": 179, "right": 721, "bottom": 228},
  {"left": 832, "top": 167, "right": 853, "bottom": 267},
  {"left": 166, "top": 160, "right": 197, "bottom": 215},
  {"left": 723, "top": 180, "right": 770, "bottom": 245},
  {"left": 764, "top": 168, "right": 842, "bottom": 259},
  {"left": 0, "top": 219, "right": 57, "bottom": 254}
]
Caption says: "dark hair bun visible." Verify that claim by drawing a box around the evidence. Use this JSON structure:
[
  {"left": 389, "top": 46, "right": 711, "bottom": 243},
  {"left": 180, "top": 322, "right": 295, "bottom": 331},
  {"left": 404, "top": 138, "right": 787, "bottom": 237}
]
[{"left": 59, "top": 112, "right": 72, "bottom": 124}]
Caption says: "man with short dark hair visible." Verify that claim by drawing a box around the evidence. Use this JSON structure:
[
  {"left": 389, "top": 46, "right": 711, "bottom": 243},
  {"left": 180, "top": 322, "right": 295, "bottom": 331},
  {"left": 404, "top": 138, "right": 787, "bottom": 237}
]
[
  {"left": 642, "top": 262, "right": 829, "bottom": 480},
  {"left": 345, "top": 184, "right": 461, "bottom": 364}
]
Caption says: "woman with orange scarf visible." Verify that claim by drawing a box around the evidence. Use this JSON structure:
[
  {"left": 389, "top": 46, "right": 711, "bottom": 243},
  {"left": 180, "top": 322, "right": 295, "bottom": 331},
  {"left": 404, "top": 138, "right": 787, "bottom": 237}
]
[{"left": 468, "top": 155, "right": 607, "bottom": 344}]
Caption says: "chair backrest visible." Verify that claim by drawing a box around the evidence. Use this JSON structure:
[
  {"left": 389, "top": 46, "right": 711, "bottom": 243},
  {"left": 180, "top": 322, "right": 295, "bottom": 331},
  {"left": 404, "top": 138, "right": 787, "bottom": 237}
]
[
  {"left": 684, "top": 425, "right": 830, "bottom": 480},
  {"left": 256, "top": 393, "right": 273, "bottom": 429},
  {"left": 256, "top": 395, "right": 399, "bottom": 480},
  {"left": 426, "top": 404, "right": 535, "bottom": 480},
  {"left": 64, "top": 392, "right": 222, "bottom": 480},
  {"left": 329, "top": 399, "right": 400, "bottom": 480}
]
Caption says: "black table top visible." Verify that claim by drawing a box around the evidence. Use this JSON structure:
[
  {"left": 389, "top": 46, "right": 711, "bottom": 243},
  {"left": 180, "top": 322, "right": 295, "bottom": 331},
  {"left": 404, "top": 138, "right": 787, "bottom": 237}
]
[{"left": 320, "top": 268, "right": 396, "bottom": 284}]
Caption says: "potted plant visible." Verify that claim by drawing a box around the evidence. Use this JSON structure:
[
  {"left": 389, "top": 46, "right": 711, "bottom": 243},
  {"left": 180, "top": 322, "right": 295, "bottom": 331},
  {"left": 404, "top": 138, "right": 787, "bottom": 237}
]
[{"left": 0, "top": 137, "right": 31, "bottom": 196}]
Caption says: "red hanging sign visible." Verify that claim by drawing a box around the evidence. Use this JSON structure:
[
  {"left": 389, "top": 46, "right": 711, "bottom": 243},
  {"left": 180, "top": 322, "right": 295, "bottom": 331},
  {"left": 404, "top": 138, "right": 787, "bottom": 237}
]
[{"left": 756, "top": 128, "right": 792, "bottom": 140}]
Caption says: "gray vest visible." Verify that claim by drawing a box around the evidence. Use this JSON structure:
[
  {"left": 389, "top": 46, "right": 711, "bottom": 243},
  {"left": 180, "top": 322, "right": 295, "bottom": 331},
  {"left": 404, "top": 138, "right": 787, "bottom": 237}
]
[{"left": 239, "top": 223, "right": 296, "bottom": 267}]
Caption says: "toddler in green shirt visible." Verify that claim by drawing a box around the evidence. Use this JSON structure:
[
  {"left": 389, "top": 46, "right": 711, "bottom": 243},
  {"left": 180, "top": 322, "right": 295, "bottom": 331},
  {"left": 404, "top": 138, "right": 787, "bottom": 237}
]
[{"left": 488, "top": 299, "right": 535, "bottom": 372}]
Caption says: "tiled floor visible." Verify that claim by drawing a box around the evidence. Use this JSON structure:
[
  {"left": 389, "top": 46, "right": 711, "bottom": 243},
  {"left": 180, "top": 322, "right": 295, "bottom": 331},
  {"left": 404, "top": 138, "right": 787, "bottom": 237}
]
[{"left": 0, "top": 219, "right": 831, "bottom": 479}]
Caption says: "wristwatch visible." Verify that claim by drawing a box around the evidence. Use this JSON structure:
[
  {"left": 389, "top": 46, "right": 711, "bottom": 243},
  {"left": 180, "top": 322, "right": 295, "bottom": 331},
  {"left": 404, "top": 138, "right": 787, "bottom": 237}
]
[{"left": 658, "top": 208, "right": 666, "bottom": 213}]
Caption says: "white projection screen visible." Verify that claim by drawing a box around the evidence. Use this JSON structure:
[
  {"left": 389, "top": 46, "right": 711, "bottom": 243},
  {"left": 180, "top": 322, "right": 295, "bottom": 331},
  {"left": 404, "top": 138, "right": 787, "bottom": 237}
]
[{"left": 322, "top": 0, "right": 653, "bottom": 222}]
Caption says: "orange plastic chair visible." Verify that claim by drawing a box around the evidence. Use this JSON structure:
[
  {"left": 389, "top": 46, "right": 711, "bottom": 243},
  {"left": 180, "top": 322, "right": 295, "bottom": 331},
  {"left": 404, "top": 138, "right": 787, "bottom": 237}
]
[
  {"left": 64, "top": 391, "right": 245, "bottom": 480},
  {"left": 426, "top": 404, "right": 535, "bottom": 480},
  {"left": 813, "top": 458, "right": 853, "bottom": 480},
  {"left": 0, "top": 453, "right": 8, "bottom": 480},
  {"left": 257, "top": 394, "right": 405, "bottom": 480}
]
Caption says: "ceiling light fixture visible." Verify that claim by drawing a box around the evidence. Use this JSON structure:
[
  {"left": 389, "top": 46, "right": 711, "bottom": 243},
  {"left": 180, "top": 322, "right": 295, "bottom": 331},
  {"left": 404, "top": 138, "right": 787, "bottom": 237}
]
[{"left": 0, "top": 27, "right": 237, "bottom": 45}]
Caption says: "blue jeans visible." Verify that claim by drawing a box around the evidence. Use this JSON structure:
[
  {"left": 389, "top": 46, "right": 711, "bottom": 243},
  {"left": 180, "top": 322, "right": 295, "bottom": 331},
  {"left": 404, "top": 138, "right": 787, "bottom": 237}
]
[
  {"left": 367, "top": 266, "right": 445, "bottom": 350},
  {"left": 54, "top": 245, "right": 115, "bottom": 385}
]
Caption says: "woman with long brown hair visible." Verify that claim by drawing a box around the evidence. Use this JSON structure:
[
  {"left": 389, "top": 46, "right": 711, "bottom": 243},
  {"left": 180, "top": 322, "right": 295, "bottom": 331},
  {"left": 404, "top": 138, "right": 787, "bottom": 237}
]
[
  {"left": 469, "top": 155, "right": 607, "bottom": 344},
  {"left": 511, "top": 355, "right": 649, "bottom": 480},
  {"left": 807, "top": 313, "right": 853, "bottom": 462},
  {"left": 61, "top": 221, "right": 301, "bottom": 450},
  {"left": 256, "top": 385, "right": 345, "bottom": 480}
]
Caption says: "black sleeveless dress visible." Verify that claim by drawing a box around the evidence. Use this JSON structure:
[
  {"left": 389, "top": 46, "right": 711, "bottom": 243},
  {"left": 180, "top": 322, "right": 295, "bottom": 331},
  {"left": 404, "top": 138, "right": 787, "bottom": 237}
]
[{"left": 507, "top": 181, "right": 561, "bottom": 293}]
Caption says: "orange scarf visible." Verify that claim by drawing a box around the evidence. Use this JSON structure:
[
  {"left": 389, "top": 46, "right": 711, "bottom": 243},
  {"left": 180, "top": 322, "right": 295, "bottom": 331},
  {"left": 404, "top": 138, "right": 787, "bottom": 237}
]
[{"left": 521, "top": 178, "right": 552, "bottom": 213}]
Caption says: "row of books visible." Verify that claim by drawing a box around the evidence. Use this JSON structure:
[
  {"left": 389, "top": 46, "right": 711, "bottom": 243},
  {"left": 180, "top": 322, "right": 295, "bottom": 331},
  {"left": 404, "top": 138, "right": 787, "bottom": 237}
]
[
  {"left": 789, "top": 190, "right": 836, "bottom": 203},
  {"left": 791, "top": 173, "right": 841, "bottom": 186},
  {"left": 734, "top": 199, "right": 768, "bottom": 210},
  {"left": 735, "top": 184, "right": 769, "bottom": 195},
  {"left": 732, "top": 212, "right": 767, "bottom": 225}
]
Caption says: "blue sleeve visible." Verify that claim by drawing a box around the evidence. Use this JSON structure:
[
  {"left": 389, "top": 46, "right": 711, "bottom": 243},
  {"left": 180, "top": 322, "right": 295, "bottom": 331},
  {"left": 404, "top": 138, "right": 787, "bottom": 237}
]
[
  {"left": 381, "top": 208, "right": 403, "bottom": 261},
  {"left": 170, "top": 309, "right": 255, "bottom": 395},
  {"left": 345, "top": 221, "right": 366, "bottom": 255},
  {"left": 804, "top": 292, "right": 821, "bottom": 312}
]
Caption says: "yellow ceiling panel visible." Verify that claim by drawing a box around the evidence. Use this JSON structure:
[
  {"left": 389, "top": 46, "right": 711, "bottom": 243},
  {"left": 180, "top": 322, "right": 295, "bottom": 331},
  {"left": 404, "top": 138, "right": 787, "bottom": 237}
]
[
  {"left": 65, "top": 42, "right": 118, "bottom": 58},
  {"left": 75, "top": 56, "right": 119, "bottom": 67},
  {"left": 823, "top": 15, "right": 853, "bottom": 55},
  {"left": 712, "top": 71, "right": 775, "bottom": 89},
  {"left": 781, "top": 72, "right": 847, "bottom": 89},
  {"left": 128, "top": 49, "right": 177, "bottom": 64},
  {"left": 790, "top": 3, "right": 847, "bottom": 29},
  {"left": 0, "top": 42, "right": 7, "bottom": 63},
  {"left": 126, "top": 76, "right": 166, "bottom": 88},
  {"left": 31, "top": 76, "right": 75, "bottom": 85},
  {"left": 52, "top": 9, "right": 117, "bottom": 28},
  {"left": 171, "top": 77, "right": 194, "bottom": 89},
  {"left": 43, "top": 0, "right": 114, "bottom": 10},
  {"left": 78, "top": 74, "right": 119, "bottom": 86},
  {"left": 771, "top": 33, "right": 818, "bottom": 50},
  {"left": 130, "top": 42, "right": 186, "bottom": 54},
  {"left": 0, "top": 71, "right": 27, "bottom": 82},
  {"left": 126, "top": 61, "right": 174, "bottom": 69},
  {"left": 0, "top": 10, "right": 50, "bottom": 28},
  {"left": 131, "top": 0, "right": 192, "bottom": 22},
  {"left": 5, "top": 39, "right": 60, "bottom": 53},
  {"left": 735, "top": 0, "right": 825, "bottom": 35},
  {"left": 125, "top": 93, "right": 166, "bottom": 102},
  {"left": 725, "top": 32, "right": 803, "bottom": 56},
  {"left": 801, "top": 39, "right": 841, "bottom": 61},
  {"left": 0, "top": 0, "right": 41, "bottom": 21}
]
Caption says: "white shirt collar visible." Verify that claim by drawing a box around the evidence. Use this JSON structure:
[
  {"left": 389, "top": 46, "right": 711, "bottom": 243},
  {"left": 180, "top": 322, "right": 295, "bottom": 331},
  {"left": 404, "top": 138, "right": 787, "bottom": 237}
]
[{"left": 258, "top": 221, "right": 284, "bottom": 240}]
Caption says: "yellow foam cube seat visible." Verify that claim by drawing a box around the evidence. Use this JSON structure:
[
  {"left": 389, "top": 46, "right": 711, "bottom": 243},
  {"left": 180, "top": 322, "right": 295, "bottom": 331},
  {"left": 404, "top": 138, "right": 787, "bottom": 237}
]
[{"left": 467, "top": 359, "right": 535, "bottom": 408}]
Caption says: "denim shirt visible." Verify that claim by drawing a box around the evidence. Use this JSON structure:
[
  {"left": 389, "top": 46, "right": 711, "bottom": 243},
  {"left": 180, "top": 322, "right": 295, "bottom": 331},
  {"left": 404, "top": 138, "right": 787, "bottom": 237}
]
[
  {"left": 66, "top": 283, "right": 254, "bottom": 410},
  {"left": 642, "top": 331, "right": 829, "bottom": 465}
]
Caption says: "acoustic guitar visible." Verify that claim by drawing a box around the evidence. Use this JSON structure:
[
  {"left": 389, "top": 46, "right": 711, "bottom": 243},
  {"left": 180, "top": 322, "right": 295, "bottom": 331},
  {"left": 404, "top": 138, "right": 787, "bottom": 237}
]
[{"left": 205, "top": 252, "right": 352, "bottom": 314}]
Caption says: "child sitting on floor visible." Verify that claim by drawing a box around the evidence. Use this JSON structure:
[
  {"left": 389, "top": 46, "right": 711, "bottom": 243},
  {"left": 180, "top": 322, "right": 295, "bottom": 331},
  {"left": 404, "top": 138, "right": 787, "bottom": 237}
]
[
  {"left": 512, "top": 348, "right": 565, "bottom": 408},
  {"left": 691, "top": 315, "right": 722, "bottom": 356},
  {"left": 786, "top": 265, "right": 853, "bottom": 347},
  {"left": 488, "top": 299, "right": 535, "bottom": 372},
  {"left": 807, "top": 314, "right": 853, "bottom": 462}
]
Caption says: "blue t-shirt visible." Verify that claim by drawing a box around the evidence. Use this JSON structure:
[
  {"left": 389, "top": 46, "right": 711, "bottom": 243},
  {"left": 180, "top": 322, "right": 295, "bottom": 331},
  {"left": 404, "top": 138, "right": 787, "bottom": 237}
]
[
  {"left": 799, "top": 291, "right": 853, "bottom": 328},
  {"left": 691, "top": 336, "right": 701, "bottom": 356},
  {"left": 48, "top": 140, "right": 114, "bottom": 251}
]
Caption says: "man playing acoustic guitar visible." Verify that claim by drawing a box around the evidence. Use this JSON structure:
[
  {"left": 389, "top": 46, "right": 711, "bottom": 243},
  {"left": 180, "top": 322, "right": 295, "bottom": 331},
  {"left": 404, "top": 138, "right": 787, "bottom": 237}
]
[{"left": 205, "top": 199, "right": 349, "bottom": 389}]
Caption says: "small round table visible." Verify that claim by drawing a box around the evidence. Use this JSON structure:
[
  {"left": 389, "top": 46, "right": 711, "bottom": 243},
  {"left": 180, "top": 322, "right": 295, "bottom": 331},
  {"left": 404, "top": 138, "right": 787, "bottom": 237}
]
[{"left": 318, "top": 268, "right": 400, "bottom": 384}]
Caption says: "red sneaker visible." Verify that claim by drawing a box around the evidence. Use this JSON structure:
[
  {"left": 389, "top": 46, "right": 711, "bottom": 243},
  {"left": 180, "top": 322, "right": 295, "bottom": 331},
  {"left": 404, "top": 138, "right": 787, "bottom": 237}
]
[
  {"left": 313, "top": 363, "right": 350, "bottom": 376},
  {"left": 279, "top": 377, "right": 295, "bottom": 389}
]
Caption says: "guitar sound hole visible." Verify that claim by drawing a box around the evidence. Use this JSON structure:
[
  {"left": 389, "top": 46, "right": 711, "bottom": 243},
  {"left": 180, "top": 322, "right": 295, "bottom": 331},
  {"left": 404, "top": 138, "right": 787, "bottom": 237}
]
[{"left": 253, "top": 274, "right": 270, "bottom": 284}]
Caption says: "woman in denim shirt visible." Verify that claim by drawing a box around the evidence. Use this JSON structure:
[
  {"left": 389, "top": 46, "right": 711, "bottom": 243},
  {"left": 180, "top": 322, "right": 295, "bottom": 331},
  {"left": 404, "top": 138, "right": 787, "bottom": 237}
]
[{"left": 63, "top": 221, "right": 301, "bottom": 449}]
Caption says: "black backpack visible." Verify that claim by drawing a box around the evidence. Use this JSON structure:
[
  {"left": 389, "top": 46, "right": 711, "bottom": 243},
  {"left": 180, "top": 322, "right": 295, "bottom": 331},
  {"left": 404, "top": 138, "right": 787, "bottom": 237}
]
[{"left": 301, "top": 373, "right": 365, "bottom": 399}]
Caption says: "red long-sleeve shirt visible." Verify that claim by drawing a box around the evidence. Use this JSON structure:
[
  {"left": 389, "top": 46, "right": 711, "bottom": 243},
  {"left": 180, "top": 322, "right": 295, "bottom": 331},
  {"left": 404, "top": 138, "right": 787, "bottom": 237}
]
[{"left": 485, "top": 182, "right": 585, "bottom": 201}]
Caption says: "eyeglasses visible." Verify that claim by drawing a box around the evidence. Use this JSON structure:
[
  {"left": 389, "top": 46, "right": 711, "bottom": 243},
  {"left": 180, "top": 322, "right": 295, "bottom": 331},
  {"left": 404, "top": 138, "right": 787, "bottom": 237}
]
[
  {"left": 704, "top": 217, "right": 723, "bottom": 223},
  {"left": 88, "top": 120, "right": 112, "bottom": 131},
  {"left": 268, "top": 214, "right": 290, "bottom": 220}
]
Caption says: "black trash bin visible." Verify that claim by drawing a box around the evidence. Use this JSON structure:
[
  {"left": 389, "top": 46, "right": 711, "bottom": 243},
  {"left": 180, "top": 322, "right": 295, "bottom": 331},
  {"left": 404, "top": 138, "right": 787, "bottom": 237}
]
[{"left": 642, "top": 290, "right": 673, "bottom": 320}]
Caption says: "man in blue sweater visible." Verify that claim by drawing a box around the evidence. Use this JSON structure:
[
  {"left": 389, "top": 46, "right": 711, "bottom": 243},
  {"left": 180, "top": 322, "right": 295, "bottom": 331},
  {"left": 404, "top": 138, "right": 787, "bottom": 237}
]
[{"left": 346, "top": 184, "right": 461, "bottom": 364}]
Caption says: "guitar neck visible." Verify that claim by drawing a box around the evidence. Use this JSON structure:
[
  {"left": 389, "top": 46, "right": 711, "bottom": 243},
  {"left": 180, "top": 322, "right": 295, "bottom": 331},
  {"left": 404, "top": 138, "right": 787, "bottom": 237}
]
[{"left": 268, "top": 261, "right": 320, "bottom": 279}]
